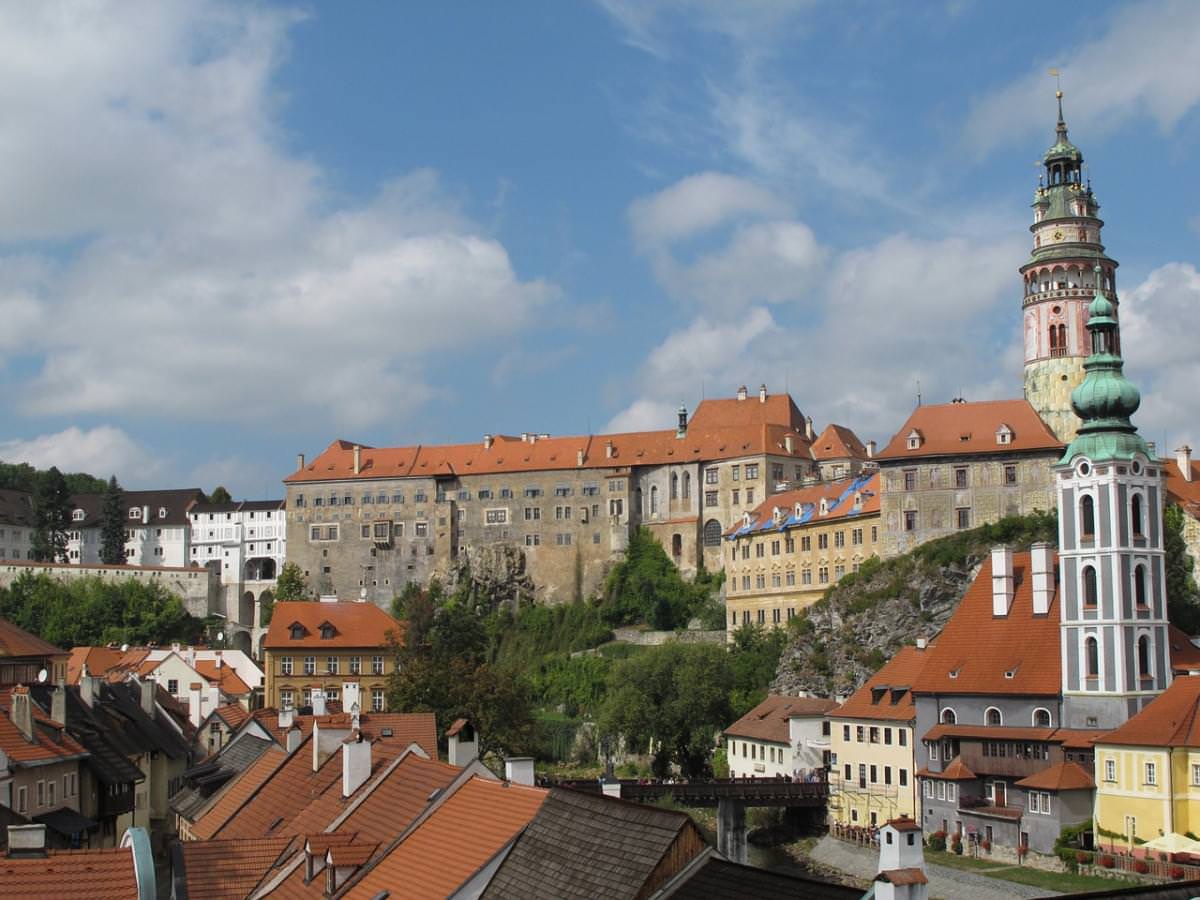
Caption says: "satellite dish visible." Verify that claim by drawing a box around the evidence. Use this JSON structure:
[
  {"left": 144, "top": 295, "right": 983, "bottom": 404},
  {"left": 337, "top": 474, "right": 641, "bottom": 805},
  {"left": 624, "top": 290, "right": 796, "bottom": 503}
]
[{"left": 37, "top": 669, "right": 48, "bottom": 683}]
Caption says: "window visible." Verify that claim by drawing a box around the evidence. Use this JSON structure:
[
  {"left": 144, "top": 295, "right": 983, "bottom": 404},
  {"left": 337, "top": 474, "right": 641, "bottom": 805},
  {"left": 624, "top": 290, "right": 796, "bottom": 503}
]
[
  {"left": 703, "top": 519, "right": 723, "bottom": 547},
  {"left": 16, "top": 786, "right": 26, "bottom": 814},
  {"left": 705, "top": 491, "right": 718, "bottom": 508},
  {"left": 1032, "top": 708, "right": 1051, "bottom": 728},
  {"left": 985, "top": 707, "right": 1002, "bottom": 726},
  {"left": 801, "top": 568, "right": 812, "bottom": 585},
  {"left": 941, "top": 708, "right": 957, "bottom": 725},
  {"left": 953, "top": 467, "right": 969, "bottom": 489},
  {"left": 903, "top": 470, "right": 917, "bottom": 491},
  {"left": 818, "top": 533, "right": 828, "bottom": 550},
  {"left": 414, "top": 521, "right": 428, "bottom": 538},
  {"left": 36, "top": 780, "right": 44, "bottom": 808},
  {"left": 956, "top": 508, "right": 971, "bottom": 530},
  {"left": 1085, "top": 636, "right": 1100, "bottom": 679},
  {"left": 350, "top": 656, "right": 362, "bottom": 675},
  {"left": 1192, "top": 763, "right": 1200, "bottom": 787},
  {"left": 705, "top": 468, "right": 718, "bottom": 485},
  {"left": 869, "top": 727, "right": 880, "bottom": 744},
  {"left": 372, "top": 688, "right": 385, "bottom": 712},
  {"left": 936, "top": 781, "right": 945, "bottom": 800},
  {"left": 1106, "top": 758, "right": 1117, "bottom": 782},
  {"left": 731, "top": 465, "right": 740, "bottom": 481},
  {"left": 756, "top": 544, "right": 765, "bottom": 558},
  {"left": 524, "top": 487, "right": 543, "bottom": 498},
  {"left": 785, "top": 571, "right": 795, "bottom": 586},
  {"left": 1081, "top": 494, "right": 1096, "bottom": 541},
  {"left": 1004, "top": 465, "right": 1018, "bottom": 485},
  {"left": 326, "top": 656, "right": 339, "bottom": 674},
  {"left": 554, "top": 505, "right": 572, "bottom": 520},
  {"left": 485, "top": 508, "right": 508, "bottom": 525},
  {"left": 304, "top": 656, "right": 316, "bottom": 676},
  {"left": 884, "top": 728, "right": 892, "bottom": 745},
  {"left": 525, "top": 534, "right": 541, "bottom": 546},
  {"left": 556, "top": 533, "right": 572, "bottom": 546},
  {"left": 852, "top": 528, "right": 862, "bottom": 546},
  {"left": 1132, "top": 493, "right": 1144, "bottom": 537},
  {"left": 167, "top": 678, "right": 179, "bottom": 694},
  {"left": 372, "top": 655, "right": 385, "bottom": 675},
  {"left": 899, "top": 769, "right": 908, "bottom": 787},
  {"left": 903, "top": 510, "right": 917, "bottom": 532},
  {"left": 746, "top": 488, "right": 754, "bottom": 504},
  {"left": 1138, "top": 635, "right": 1152, "bottom": 678},
  {"left": 843, "top": 724, "right": 851, "bottom": 741},
  {"left": 524, "top": 507, "right": 541, "bottom": 521},
  {"left": 745, "top": 464, "right": 759, "bottom": 480},
  {"left": 923, "top": 781, "right": 933, "bottom": 799},
  {"left": 280, "top": 657, "right": 293, "bottom": 676},
  {"left": 1082, "top": 566, "right": 1098, "bottom": 607},
  {"left": 834, "top": 531, "right": 844, "bottom": 548},
  {"left": 1134, "top": 565, "right": 1148, "bottom": 607}
]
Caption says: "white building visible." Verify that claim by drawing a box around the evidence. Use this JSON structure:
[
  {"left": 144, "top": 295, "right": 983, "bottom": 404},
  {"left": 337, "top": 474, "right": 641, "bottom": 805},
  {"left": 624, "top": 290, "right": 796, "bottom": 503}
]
[
  {"left": 875, "top": 816, "right": 929, "bottom": 900},
  {"left": 723, "top": 694, "right": 837, "bottom": 779},
  {"left": 0, "top": 489, "right": 35, "bottom": 561},
  {"left": 66, "top": 489, "right": 205, "bottom": 567}
]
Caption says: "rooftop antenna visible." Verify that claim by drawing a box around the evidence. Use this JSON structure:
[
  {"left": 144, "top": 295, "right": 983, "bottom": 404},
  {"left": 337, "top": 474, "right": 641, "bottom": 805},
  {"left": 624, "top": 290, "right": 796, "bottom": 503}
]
[{"left": 916, "top": 379, "right": 922, "bottom": 407}]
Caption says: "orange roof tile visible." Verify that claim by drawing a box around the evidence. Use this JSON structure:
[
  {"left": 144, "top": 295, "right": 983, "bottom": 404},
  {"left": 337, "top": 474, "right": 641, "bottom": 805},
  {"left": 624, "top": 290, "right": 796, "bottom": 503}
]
[
  {"left": 727, "top": 472, "right": 879, "bottom": 538},
  {"left": 191, "top": 745, "right": 288, "bottom": 840},
  {"left": 1165, "top": 457, "right": 1200, "bottom": 514},
  {"left": 0, "top": 617, "right": 65, "bottom": 660},
  {"left": 887, "top": 816, "right": 922, "bottom": 832},
  {"left": 0, "top": 689, "right": 88, "bottom": 765},
  {"left": 1099, "top": 675, "right": 1200, "bottom": 748},
  {"left": 918, "top": 757, "right": 976, "bottom": 781},
  {"left": 832, "top": 646, "right": 931, "bottom": 722},
  {"left": 194, "top": 659, "right": 252, "bottom": 696},
  {"left": 0, "top": 846, "right": 138, "bottom": 899},
  {"left": 1169, "top": 625, "right": 1200, "bottom": 674},
  {"left": 180, "top": 836, "right": 294, "bottom": 899},
  {"left": 213, "top": 703, "right": 251, "bottom": 730},
  {"left": 877, "top": 399, "right": 1062, "bottom": 461},
  {"left": 724, "top": 694, "right": 837, "bottom": 744},
  {"left": 912, "top": 551, "right": 1062, "bottom": 697},
  {"left": 877, "top": 868, "right": 928, "bottom": 886},
  {"left": 346, "top": 776, "right": 548, "bottom": 899},
  {"left": 67, "top": 646, "right": 151, "bottom": 684},
  {"left": 1015, "top": 761, "right": 1095, "bottom": 791},
  {"left": 811, "top": 423, "right": 869, "bottom": 461},
  {"left": 264, "top": 602, "right": 402, "bottom": 650}
]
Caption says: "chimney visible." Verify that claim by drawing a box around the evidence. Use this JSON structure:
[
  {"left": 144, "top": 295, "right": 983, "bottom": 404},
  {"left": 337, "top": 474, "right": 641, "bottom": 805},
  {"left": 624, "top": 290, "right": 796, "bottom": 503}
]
[
  {"left": 447, "top": 720, "right": 478, "bottom": 767},
  {"left": 1178, "top": 446, "right": 1193, "bottom": 482},
  {"left": 758, "top": 384, "right": 767, "bottom": 403},
  {"left": 79, "top": 673, "right": 97, "bottom": 708},
  {"left": 342, "top": 732, "right": 372, "bottom": 797},
  {"left": 784, "top": 434, "right": 795, "bottom": 454},
  {"left": 188, "top": 683, "right": 203, "bottom": 726},
  {"left": 605, "top": 440, "right": 614, "bottom": 460},
  {"left": 676, "top": 403, "right": 687, "bottom": 439},
  {"left": 866, "top": 440, "right": 876, "bottom": 459},
  {"left": 1031, "top": 542, "right": 1054, "bottom": 615},
  {"left": 51, "top": 684, "right": 66, "bottom": 725},
  {"left": 343, "top": 683, "right": 361, "bottom": 720},
  {"left": 6, "top": 824, "right": 47, "bottom": 858},
  {"left": 279, "top": 705, "right": 295, "bottom": 730},
  {"left": 186, "top": 646, "right": 196, "bottom": 667},
  {"left": 736, "top": 385, "right": 748, "bottom": 401},
  {"left": 286, "top": 726, "right": 302, "bottom": 753},
  {"left": 991, "top": 546, "right": 1015, "bottom": 617},
  {"left": 311, "top": 687, "right": 326, "bottom": 717},
  {"left": 313, "top": 718, "right": 353, "bottom": 771},
  {"left": 483, "top": 434, "right": 493, "bottom": 450},
  {"left": 916, "top": 637, "right": 927, "bottom": 650},
  {"left": 139, "top": 679, "right": 155, "bottom": 717},
  {"left": 9, "top": 687, "right": 33, "bottom": 742},
  {"left": 576, "top": 449, "right": 585, "bottom": 466},
  {"left": 297, "top": 452, "right": 306, "bottom": 471},
  {"left": 171, "top": 642, "right": 181, "bottom": 654},
  {"left": 352, "top": 445, "right": 361, "bottom": 475},
  {"left": 805, "top": 416, "right": 815, "bottom": 441},
  {"left": 505, "top": 757, "right": 535, "bottom": 786}
]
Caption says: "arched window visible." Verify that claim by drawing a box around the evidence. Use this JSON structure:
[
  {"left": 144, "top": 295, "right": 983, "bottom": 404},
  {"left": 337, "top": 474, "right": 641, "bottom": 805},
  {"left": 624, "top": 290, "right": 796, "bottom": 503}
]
[
  {"left": 1032, "top": 708, "right": 1052, "bottom": 728},
  {"left": 670, "top": 473, "right": 679, "bottom": 500},
  {"left": 1131, "top": 494, "right": 1144, "bottom": 538},
  {"left": 1082, "top": 565, "right": 1098, "bottom": 607},
  {"left": 682, "top": 472, "right": 691, "bottom": 500},
  {"left": 703, "top": 519, "right": 723, "bottom": 547},
  {"left": 1134, "top": 565, "right": 1147, "bottom": 607},
  {"left": 940, "top": 708, "right": 957, "bottom": 725},
  {"left": 636, "top": 486, "right": 644, "bottom": 515},
  {"left": 1138, "top": 635, "right": 1152, "bottom": 678},
  {"left": 1085, "top": 636, "right": 1100, "bottom": 679},
  {"left": 1080, "top": 495, "right": 1095, "bottom": 542},
  {"left": 671, "top": 533, "right": 682, "bottom": 558},
  {"left": 985, "top": 707, "right": 1003, "bottom": 726},
  {"left": 650, "top": 485, "right": 659, "bottom": 515}
]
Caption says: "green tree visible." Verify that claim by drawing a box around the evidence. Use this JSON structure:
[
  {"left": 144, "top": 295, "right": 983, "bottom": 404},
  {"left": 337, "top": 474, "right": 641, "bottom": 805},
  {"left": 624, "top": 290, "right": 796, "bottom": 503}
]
[
  {"left": 275, "top": 561, "right": 309, "bottom": 601},
  {"left": 598, "top": 641, "right": 733, "bottom": 778},
  {"left": 31, "top": 467, "right": 71, "bottom": 563},
  {"left": 728, "top": 625, "right": 789, "bottom": 716},
  {"left": 99, "top": 476, "right": 126, "bottom": 565},
  {"left": 208, "top": 485, "right": 233, "bottom": 504},
  {"left": 1166, "top": 504, "right": 1200, "bottom": 633},
  {"left": 602, "top": 528, "right": 713, "bottom": 629}
]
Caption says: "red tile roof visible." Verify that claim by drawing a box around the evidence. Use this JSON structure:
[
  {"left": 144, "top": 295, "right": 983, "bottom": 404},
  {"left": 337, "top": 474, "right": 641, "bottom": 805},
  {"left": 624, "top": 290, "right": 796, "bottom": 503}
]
[
  {"left": 213, "top": 703, "right": 251, "bottom": 730},
  {"left": 877, "top": 868, "right": 928, "bottom": 886},
  {"left": 1170, "top": 625, "right": 1200, "bottom": 674},
  {"left": 918, "top": 757, "right": 976, "bottom": 781},
  {"left": 1099, "top": 675, "right": 1200, "bottom": 748},
  {"left": 67, "top": 646, "right": 151, "bottom": 684},
  {"left": 285, "top": 394, "right": 810, "bottom": 485},
  {"left": 877, "top": 399, "right": 1062, "bottom": 461},
  {"left": 1165, "top": 457, "right": 1200, "bottom": 516},
  {"left": 191, "top": 745, "right": 288, "bottom": 840},
  {"left": 0, "top": 846, "right": 138, "bottom": 899},
  {"left": 811, "top": 423, "right": 869, "bottom": 461},
  {"left": 724, "top": 694, "right": 838, "bottom": 744},
  {"left": 1015, "top": 761, "right": 1095, "bottom": 791},
  {"left": 887, "top": 816, "right": 922, "bottom": 832},
  {"left": 346, "top": 776, "right": 548, "bottom": 899},
  {"left": 728, "top": 472, "right": 880, "bottom": 538},
  {"left": 832, "top": 646, "right": 931, "bottom": 722},
  {"left": 0, "top": 688, "right": 88, "bottom": 765},
  {"left": 179, "top": 836, "right": 294, "bottom": 899},
  {"left": 0, "top": 618, "right": 65, "bottom": 661},
  {"left": 194, "top": 659, "right": 252, "bottom": 696},
  {"left": 264, "top": 602, "right": 402, "bottom": 650}
]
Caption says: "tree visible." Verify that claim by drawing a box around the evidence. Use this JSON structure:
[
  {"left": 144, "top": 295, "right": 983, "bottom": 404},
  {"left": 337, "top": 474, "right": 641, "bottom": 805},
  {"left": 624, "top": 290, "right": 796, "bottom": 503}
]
[
  {"left": 728, "top": 625, "right": 789, "bottom": 716},
  {"left": 99, "top": 476, "right": 126, "bottom": 565},
  {"left": 275, "top": 562, "right": 309, "bottom": 601},
  {"left": 602, "top": 528, "right": 711, "bottom": 629},
  {"left": 31, "top": 467, "right": 71, "bottom": 563},
  {"left": 1166, "top": 505, "right": 1200, "bottom": 633},
  {"left": 598, "top": 642, "right": 734, "bottom": 778},
  {"left": 208, "top": 485, "right": 233, "bottom": 504}
]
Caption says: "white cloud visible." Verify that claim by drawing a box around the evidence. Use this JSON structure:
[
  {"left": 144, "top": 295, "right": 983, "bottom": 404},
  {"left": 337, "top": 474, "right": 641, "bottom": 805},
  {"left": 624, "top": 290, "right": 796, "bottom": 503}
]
[
  {"left": 0, "top": 3, "right": 556, "bottom": 430},
  {"left": 628, "top": 171, "right": 790, "bottom": 247},
  {"left": 0, "top": 426, "right": 163, "bottom": 481},
  {"left": 596, "top": 0, "right": 813, "bottom": 58},
  {"left": 964, "top": 0, "right": 1200, "bottom": 156}
]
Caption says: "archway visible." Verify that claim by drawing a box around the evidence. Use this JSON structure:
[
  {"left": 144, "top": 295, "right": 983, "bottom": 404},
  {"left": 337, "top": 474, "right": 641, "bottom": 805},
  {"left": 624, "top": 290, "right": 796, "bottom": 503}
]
[
  {"left": 239, "top": 591, "right": 254, "bottom": 627},
  {"left": 231, "top": 631, "right": 251, "bottom": 656}
]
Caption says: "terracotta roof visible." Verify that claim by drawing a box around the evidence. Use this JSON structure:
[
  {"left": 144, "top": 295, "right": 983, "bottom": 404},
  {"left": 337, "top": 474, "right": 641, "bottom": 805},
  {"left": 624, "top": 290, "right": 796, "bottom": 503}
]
[
  {"left": 911, "top": 551, "right": 1062, "bottom": 697},
  {"left": 726, "top": 472, "right": 880, "bottom": 539},
  {"left": 832, "top": 646, "right": 931, "bottom": 722},
  {"left": 0, "top": 846, "right": 138, "bottom": 899},
  {"left": 877, "top": 868, "right": 929, "bottom": 886},
  {"left": 191, "top": 746, "right": 288, "bottom": 840},
  {"left": 329, "top": 842, "right": 378, "bottom": 867},
  {"left": 213, "top": 703, "right": 251, "bottom": 730},
  {"left": 263, "top": 602, "right": 402, "bottom": 650},
  {"left": 1165, "top": 457, "right": 1200, "bottom": 517},
  {"left": 179, "top": 836, "right": 294, "bottom": 899},
  {"left": 724, "top": 694, "right": 838, "bottom": 744},
  {"left": 0, "top": 688, "right": 88, "bottom": 766},
  {"left": 346, "top": 776, "right": 548, "bottom": 898},
  {"left": 1015, "top": 760, "right": 1096, "bottom": 791},
  {"left": 877, "top": 399, "right": 1062, "bottom": 461},
  {"left": 919, "top": 757, "right": 976, "bottom": 781},
  {"left": 445, "top": 717, "right": 469, "bottom": 738},
  {"left": 0, "top": 618, "right": 65, "bottom": 661},
  {"left": 887, "top": 816, "right": 922, "bottom": 832},
  {"left": 285, "top": 394, "right": 810, "bottom": 486},
  {"left": 811, "top": 423, "right": 870, "bottom": 461},
  {"left": 1099, "top": 675, "right": 1200, "bottom": 748},
  {"left": 1169, "top": 625, "right": 1200, "bottom": 674},
  {"left": 67, "top": 646, "right": 151, "bottom": 684},
  {"left": 194, "top": 659, "right": 252, "bottom": 696}
]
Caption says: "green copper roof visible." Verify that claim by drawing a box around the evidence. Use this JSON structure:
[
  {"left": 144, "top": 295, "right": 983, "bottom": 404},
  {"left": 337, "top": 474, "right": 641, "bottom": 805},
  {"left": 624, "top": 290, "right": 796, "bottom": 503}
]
[
  {"left": 1061, "top": 267, "right": 1149, "bottom": 465},
  {"left": 1045, "top": 92, "right": 1083, "bottom": 163}
]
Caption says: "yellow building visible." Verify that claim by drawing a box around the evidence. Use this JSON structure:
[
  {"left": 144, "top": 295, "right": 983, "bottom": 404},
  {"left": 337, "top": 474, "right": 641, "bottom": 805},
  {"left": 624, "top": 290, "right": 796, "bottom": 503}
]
[
  {"left": 724, "top": 472, "right": 880, "bottom": 636},
  {"left": 262, "top": 599, "right": 401, "bottom": 713},
  {"left": 828, "top": 644, "right": 930, "bottom": 828},
  {"left": 1094, "top": 675, "right": 1200, "bottom": 849}
]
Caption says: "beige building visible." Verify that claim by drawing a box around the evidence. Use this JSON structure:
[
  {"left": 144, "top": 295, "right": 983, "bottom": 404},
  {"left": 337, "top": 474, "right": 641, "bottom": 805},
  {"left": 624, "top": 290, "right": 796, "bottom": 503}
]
[
  {"left": 284, "top": 387, "right": 835, "bottom": 607},
  {"left": 262, "top": 600, "right": 401, "bottom": 712},
  {"left": 0, "top": 687, "right": 87, "bottom": 834},
  {"left": 724, "top": 472, "right": 880, "bottom": 636},
  {"left": 876, "top": 399, "right": 1062, "bottom": 558}
]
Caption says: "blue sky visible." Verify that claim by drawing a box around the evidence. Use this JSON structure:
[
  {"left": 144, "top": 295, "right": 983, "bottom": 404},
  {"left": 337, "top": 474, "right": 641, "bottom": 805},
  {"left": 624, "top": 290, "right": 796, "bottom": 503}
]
[{"left": 0, "top": 0, "right": 1197, "bottom": 497}]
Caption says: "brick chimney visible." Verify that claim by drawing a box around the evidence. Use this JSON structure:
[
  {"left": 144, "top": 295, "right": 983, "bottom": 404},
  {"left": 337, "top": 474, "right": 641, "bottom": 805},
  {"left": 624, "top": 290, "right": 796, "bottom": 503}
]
[
  {"left": 9, "top": 687, "right": 33, "bottom": 742},
  {"left": 605, "top": 440, "right": 615, "bottom": 460},
  {"left": 991, "top": 546, "right": 1015, "bottom": 617},
  {"left": 784, "top": 434, "right": 795, "bottom": 454},
  {"left": 1031, "top": 542, "right": 1054, "bottom": 615},
  {"left": 139, "top": 678, "right": 156, "bottom": 717},
  {"left": 576, "top": 449, "right": 585, "bottom": 466},
  {"left": 51, "top": 684, "right": 66, "bottom": 725},
  {"left": 1178, "top": 446, "right": 1193, "bottom": 482},
  {"left": 79, "top": 671, "right": 97, "bottom": 708}
]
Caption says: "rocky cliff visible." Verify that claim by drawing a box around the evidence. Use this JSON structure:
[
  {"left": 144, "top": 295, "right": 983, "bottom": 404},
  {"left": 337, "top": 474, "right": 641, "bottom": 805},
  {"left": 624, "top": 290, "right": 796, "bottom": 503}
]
[{"left": 772, "top": 512, "right": 1058, "bottom": 699}]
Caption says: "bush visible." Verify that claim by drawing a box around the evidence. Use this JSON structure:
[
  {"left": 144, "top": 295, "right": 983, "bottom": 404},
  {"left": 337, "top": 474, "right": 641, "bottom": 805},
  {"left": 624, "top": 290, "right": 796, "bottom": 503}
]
[
  {"left": 1076, "top": 850, "right": 1093, "bottom": 865},
  {"left": 928, "top": 831, "right": 947, "bottom": 852},
  {"left": 952, "top": 840, "right": 963, "bottom": 855},
  {"left": 1133, "top": 859, "right": 1149, "bottom": 874},
  {"left": 1099, "top": 854, "right": 1114, "bottom": 868},
  {"left": 1170, "top": 866, "right": 1185, "bottom": 880}
]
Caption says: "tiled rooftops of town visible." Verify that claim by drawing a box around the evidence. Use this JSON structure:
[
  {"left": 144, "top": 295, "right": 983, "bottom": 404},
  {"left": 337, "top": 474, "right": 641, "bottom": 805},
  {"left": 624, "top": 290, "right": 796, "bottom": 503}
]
[
  {"left": 832, "top": 645, "right": 932, "bottom": 722},
  {"left": 811, "top": 423, "right": 871, "bottom": 461},
  {"left": 0, "top": 617, "right": 66, "bottom": 661},
  {"left": 0, "top": 843, "right": 141, "bottom": 899},
  {"left": 877, "top": 398, "right": 1062, "bottom": 461},
  {"left": 1015, "top": 760, "right": 1096, "bottom": 791},
  {"left": 1099, "top": 675, "right": 1200, "bottom": 748},
  {"left": 726, "top": 471, "right": 880, "bottom": 539},
  {"left": 263, "top": 600, "right": 402, "bottom": 650},
  {"left": 0, "top": 688, "right": 87, "bottom": 765}
]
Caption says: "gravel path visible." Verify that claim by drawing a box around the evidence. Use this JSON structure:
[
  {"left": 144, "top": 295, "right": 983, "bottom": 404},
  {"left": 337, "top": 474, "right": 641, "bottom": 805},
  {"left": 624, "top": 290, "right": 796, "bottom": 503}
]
[{"left": 808, "top": 835, "right": 1063, "bottom": 900}]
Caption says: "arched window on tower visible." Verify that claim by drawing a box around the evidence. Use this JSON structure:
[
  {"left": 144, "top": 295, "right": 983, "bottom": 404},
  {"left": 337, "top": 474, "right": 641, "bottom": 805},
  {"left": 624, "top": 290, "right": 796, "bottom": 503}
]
[
  {"left": 670, "top": 473, "right": 679, "bottom": 501},
  {"left": 1138, "top": 635, "right": 1152, "bottom": 679},
  {"left": 1085, "top": 636, "right": 1100, "bottom": 680},
  {"left": 1131, "top": 494, "right": 1144, "bottom": 539},
  {"left": 1134, "top": 565, "right": 1148, "bottom": 608},
  {"left": 682, "top": 472, "right": 691, "bottom": 500},
  {"left": 650, "top": 485, "right": 659, "bottom": 516},
  {"left": 1081, "top": 495, "right": 1096, "bottom": 542},
  {"left": 1082, "top": 565, "right": 1098, "bottom": 608}
]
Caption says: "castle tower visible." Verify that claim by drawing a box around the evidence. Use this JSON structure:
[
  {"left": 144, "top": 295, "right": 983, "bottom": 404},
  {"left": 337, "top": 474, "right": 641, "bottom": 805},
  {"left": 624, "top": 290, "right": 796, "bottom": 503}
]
[
  {"left": 1022, "top": 92, "right": 1120, "bottom": 443},
  {"left": 1058, "top": 269, "right": 1169, "bottom": 730}
]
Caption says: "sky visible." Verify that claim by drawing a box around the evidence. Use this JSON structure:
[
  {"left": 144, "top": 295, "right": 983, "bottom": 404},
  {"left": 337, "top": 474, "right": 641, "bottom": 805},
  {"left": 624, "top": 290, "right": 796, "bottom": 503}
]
[{"left": 0, "top": 0, "right": 1198, "bottom": 498}]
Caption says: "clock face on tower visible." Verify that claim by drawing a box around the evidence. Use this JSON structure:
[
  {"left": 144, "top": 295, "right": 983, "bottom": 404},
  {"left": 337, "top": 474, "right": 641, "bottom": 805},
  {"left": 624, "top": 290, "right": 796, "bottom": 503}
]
[{"left": 1053, "top": 230, "right": 1063, "bottom": 241}]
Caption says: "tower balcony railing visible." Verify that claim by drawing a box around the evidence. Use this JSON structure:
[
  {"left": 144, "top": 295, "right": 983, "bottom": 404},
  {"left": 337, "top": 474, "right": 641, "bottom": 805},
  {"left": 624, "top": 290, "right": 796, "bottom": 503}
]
[
  {"left": 1022, "top": 286, "right": 1115, "bottom": 308},
  {"left": 1049, "top": 347, "right": 1069, "bottom": 358}
]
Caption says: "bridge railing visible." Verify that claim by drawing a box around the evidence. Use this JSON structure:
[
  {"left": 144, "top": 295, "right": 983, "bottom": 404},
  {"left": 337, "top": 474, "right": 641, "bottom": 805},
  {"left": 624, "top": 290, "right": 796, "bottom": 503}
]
[{"left": 552, "top": 776, "right": 829, "bottom": 807}]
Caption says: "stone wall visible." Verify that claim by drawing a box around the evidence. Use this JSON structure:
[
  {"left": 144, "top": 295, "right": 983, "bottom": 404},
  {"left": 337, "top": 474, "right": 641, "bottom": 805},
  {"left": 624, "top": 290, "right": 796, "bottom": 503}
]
[{"left": 0, "top": 561, "right": 218, "bottom": 620}]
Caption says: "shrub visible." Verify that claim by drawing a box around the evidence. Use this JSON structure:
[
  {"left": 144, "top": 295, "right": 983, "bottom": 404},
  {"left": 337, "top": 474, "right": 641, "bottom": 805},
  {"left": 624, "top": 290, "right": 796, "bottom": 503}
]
[
  {"left": 1076, "top": 850, "right": 1093, "bottom": 865},
  {"left": 1100, "top": 854, "right": 1115, "bottom": 868},
  {"left": 1133, "top": 860, "right": 1149, "bottom": 874},
  {"left": 928, "top": 831, "right": 947, "bottom": 852}
]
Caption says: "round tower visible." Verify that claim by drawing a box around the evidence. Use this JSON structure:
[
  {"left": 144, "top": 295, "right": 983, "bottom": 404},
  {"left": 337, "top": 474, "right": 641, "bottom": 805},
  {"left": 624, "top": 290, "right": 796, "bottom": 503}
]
[{"left": 1021, "top": 91, "right": 1119, "bottom": 443}]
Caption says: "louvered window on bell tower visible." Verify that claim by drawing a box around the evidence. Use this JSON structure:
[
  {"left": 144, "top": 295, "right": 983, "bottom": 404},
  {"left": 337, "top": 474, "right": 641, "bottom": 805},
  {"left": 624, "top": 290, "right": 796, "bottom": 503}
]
[
  {"left": 1085, "top": 637, "right": 1100, "bottom": 679},
  {"left": 1082, "top": 566, "right": 1098, "bottom": 608},
  {"left": 1131, "top": 494, "right": 1144, "bottom": 538},
  {"left": 1134, "top": 565, "right": 1148, "bottom": 607},
  {"left": 1081, "top": 495, "right": 1096, "bottom": 542},
  {"left": 1138, "top": 636, "right": 1152, "bottom": 679}
]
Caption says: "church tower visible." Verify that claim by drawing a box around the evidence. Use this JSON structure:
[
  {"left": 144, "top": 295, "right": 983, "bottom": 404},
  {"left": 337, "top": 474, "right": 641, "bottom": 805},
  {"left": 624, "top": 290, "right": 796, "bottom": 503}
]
[
  {"left": 1058, "top": 269, "right": 1169, "bottom": 730},
  {"left": 1022, "top": 92, "right": 1120, "bottom": 443}
]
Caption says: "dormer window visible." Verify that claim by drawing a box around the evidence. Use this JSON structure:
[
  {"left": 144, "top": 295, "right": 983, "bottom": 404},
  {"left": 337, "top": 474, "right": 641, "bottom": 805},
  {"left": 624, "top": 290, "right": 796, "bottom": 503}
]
[
  {"left": 128, "top": 508, "right": 142, "bottom": 520},
  {"left": 996, "top": 424, "right": 1014, "bottom": 446},
  {"left": 289, "top": 623, "right": 308, "bottom": 640},
  {"left": 819, "top": 498, "right": 829, "bottom": 516},
  {"left": 158, "top": 507, "right": 168, "bottom": 519},
  {"left": 906, "top": 429, "right": 922, "bottom": 450},
  {"left": 72, "top": 509, "right": 85, "bottom": 522},
  {"left": 319, "top": 622, "right": 337, "bottom": 640}
]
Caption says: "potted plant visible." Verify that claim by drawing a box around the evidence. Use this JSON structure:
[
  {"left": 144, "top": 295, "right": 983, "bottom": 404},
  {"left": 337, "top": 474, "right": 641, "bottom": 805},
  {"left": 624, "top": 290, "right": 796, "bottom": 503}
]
[
  {"left": 1076, "top": 850, "right": 1092, "bottom": 865},
  {"left": 1016, "top": 845, "right": 1028, "bottom": 863},
  {"left": 1133, "top": 860, "right": 1150, "bottom": 875},
  {"left": 1170, "top": 866, "right": 1185, "bottom": 880},
  {"left": 1100, "top": 854, "right": 1115, "bottom": 868}
]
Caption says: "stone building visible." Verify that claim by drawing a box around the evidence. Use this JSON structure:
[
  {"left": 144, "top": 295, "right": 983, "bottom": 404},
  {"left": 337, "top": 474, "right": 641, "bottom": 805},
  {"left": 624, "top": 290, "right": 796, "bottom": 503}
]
[
  {"left": 724, "top": 472, "right": 880, "bottom": 635},
  {"left": 283, "top": 388, "right": 829, "bottom": 607},
  {"left": 876, "top": 399, "right": 1061, "bottom": 559},
  {"left": 1021, "top": 92, "right": 1121, "bottom": 444}
]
